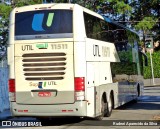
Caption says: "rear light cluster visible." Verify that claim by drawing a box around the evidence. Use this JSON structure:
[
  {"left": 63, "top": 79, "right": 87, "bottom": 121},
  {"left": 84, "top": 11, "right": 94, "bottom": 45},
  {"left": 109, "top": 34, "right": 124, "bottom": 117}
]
[
  {"left": 74, "top": 77, "right": 85, "bottom": 101},
  {"left": 8, "top": 79, "right": 16, "bottom": 102}
]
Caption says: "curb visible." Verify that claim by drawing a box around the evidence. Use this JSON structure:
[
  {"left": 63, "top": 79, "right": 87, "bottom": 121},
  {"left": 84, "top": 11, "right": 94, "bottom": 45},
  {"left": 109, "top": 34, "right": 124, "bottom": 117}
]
[
  {"left": 153, "top": 115, "right": 160, "bottom": 120},
  {"left": 144, "top": 85, "right": 160, "bottom": 87}
]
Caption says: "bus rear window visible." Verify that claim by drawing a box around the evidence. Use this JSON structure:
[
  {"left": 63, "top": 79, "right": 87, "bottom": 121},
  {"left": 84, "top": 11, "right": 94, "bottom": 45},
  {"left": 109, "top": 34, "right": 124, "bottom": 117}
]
[{"left": 15, "top": 10, "right": 73, "bottom": 40}]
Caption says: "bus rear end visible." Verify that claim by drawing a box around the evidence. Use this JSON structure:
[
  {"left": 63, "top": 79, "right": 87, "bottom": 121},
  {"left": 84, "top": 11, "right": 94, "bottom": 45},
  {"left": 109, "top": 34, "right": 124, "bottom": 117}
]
[{"left": 7, "top": 4, "right": 86, "bottom": 117}]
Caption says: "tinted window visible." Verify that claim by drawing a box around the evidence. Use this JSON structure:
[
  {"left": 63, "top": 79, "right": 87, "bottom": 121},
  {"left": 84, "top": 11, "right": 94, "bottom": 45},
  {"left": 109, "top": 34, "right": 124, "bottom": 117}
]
[
  {"left": 83, "top": 12, "right": 101, "bottom": 40},
  {"left": 84, "top": 12, "right": 120, "bottom": 42},
  {"left": 15, "top": 10, "right": 73, "bottom": 40}
]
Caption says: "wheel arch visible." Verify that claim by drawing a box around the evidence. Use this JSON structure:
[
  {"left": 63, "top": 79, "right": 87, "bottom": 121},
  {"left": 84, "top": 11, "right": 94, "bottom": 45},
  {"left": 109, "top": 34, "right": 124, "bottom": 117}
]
[
  {"left": 102, "top": 92, "right": 107, "bottom": 103},
  {"left": 110, "top": 90, "right": 115, "bottom": 109},
  {"left": 102, "top": 90, "right": 114, "bottom": 108}
]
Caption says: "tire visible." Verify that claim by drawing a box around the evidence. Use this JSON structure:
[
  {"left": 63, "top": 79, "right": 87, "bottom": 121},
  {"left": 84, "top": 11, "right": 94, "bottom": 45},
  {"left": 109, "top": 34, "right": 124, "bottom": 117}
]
[
  {"left": 137, "top": 85, "right": 140, "bottom": 97},
  {"left": 134, "top": 87, "right": 140, "bottom": 103},
  {"left": 96, "top": 97, "right": 107, "bottom": 120},
  {"left": 133, "top": 85, "right": 140, "bottom": 103},
  {"left": 106, "top": 94, "right": 113, "bottom": 117}
]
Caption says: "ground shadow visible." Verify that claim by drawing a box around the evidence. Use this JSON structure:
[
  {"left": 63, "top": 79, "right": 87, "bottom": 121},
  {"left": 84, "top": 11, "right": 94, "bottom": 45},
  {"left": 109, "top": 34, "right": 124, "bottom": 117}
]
[{"left": 116, "top": 96, "right": 160, "bottom": 110}]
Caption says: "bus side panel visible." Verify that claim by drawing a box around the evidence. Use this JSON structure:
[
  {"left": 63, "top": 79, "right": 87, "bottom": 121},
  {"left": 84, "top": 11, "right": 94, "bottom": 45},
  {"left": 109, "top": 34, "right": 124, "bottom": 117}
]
[
  {"left": 98, "top": 83, "right": 119, "bottom": 108},
  {"left": 85, "top": 38, "right": 119, "bottom": 117},
  {"left": 73, "top": 41, "right": 86, "bottom": 77},
  {"left": 73, "top": 4, "right": 86, "bottom": 42},
  {"left": 7, "top": 45, "right": 15, "bottom": 79},
  {"left": 73, "top": 4, "right": 86, "bottom": 77},
  {"left": 85, "top": 38, "right": 120, "bottom": 62},
  {"left": 86, "top": 62, "right": 101, "bottom": 117}
]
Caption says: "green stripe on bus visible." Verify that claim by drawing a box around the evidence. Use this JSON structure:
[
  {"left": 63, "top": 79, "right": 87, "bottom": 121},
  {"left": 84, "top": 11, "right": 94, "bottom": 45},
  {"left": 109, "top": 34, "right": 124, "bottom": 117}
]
[
  {"left": 43, "top": 82, "right": 46, "bottom": 87},
  {"left": 47, "top": 13, "right": 54, "bottom": 27}
]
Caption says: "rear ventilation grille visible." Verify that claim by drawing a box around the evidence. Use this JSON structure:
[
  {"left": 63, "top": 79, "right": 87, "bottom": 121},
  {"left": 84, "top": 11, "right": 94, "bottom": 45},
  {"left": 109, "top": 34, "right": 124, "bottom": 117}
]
[{"left": 22, "top": 53, "right": 66, "bottom": 81}]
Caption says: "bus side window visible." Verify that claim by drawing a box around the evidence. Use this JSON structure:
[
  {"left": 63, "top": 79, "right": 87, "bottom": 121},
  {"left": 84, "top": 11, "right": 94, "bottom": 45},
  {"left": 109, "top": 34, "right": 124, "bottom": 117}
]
[
  {"left": 92, "top": 18, "right": 102, "bottom": 40},
  {"left": 84, "top": 12, "right": 101, "bottom": 40},
  {"left": 84, "top": 12, "right": 115, "bottom": 42},
  {"left": 115, "top": 43, "right": 132, "bottom": 63},
  {"left": 108, "top": 23, "right": 116, "bottom": 43},
  {"left": 84, "top": 13, "right": 94, "bottom": 38},
  {"left": 99, "top": 21, "right": 109, "bottom": 42}
]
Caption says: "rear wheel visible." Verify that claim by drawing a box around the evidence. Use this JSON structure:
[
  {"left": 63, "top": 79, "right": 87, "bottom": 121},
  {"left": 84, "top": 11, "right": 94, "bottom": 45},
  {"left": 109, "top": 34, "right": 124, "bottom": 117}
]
[
  {"left": 137, "top": 85, "right": 140, "bottom": 97},
  {"left": 106, "top": 94, "right": 113, "bottom": 117},
  {"left": 134, "top": 85, "right": 140, "bottom": 103},
  {"left": 96, "top": 97, "right": 107, "bottom": 120}
]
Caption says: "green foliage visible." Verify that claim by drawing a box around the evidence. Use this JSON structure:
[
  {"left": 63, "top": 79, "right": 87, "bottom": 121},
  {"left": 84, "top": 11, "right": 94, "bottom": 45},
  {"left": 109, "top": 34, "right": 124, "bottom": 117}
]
[
  {"left": 111, "top": 62, "right": 137, "bottom": 75},
  {"left": 13, "top": 0, "right": 42, "bottom": 7},
  {"left": 0, "top": 4, "right": 11, "bottom": 46},
  {"left": 126, "top": 30, "right": 139, "bottom": 45},
  {"left": 108, "top": 0, "right": 132, "bottom": 14},
  {"left": 118, "top": 51, "right": 133, "bottom": 63},
  {"left": 0, "top": 0, "right": 42, "bottom": 47},
  {"left": 135, "top": 17, "right": 157, "bottom": 31},
  {"left": 0, "top": 4, "right": 12, "bottom": 19},
  {"left": 111, "top": 50, "right": 137, "bottom": 76},
  {"left": 143, "top": 51, "right": 160, "bottom": 79}
]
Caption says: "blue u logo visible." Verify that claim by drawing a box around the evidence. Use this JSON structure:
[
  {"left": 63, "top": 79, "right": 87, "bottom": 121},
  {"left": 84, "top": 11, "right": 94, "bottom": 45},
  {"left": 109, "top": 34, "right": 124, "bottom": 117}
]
[
  {"left": 32, "top": 13, "right": 54, "bottom": 31},
  {"left": 38, "top": 82, "right": 43, "bottom": 89}
]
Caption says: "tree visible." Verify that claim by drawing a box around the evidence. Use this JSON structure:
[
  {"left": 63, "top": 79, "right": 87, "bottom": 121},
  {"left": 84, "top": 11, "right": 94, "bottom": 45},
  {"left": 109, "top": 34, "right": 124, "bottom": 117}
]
[
  {"left": 0, "top": 0, "right": 160, "bottom": 53},
  {"left": 129, "top": 0, "right": 158, "bottom": 50},
  {"left": 11, "top": 0, "right": 42, "bottom": 7},
  {"left": 0, "top": 0, "right": 42, "bottom": 57},
  {"left": 0, "top": 3, "right": 12, "bottom": 50}
]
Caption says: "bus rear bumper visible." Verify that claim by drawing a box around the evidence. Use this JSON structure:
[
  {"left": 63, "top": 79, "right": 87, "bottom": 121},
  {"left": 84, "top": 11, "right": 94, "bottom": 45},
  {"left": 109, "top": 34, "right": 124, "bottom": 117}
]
[{"left": 10, "top": 101, "right": 87, "bottom": 117}]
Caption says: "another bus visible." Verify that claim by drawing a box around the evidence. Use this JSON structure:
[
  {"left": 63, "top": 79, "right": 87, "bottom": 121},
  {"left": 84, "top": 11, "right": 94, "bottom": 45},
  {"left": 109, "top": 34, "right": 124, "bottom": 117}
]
[{"left": 7, "top": 3, "right": 147, "bottom": 120}]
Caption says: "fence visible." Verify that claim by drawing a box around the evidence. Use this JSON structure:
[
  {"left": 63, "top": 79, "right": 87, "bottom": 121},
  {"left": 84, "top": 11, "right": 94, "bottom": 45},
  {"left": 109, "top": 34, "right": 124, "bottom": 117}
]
[{"left": 0, "top": 55, "right": 9, "bottom": 112}]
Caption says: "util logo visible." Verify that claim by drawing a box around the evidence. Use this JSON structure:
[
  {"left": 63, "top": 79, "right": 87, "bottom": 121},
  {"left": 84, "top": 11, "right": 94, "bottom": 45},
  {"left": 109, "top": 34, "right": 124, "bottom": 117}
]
[
  {"left": 38, "top": 81, "right": 57, "bottom": 89},
  {"left": 38, "top": 82, "right": 46, "bottom": 89},
  {"left": 32, "top": 13, "right": 54, "bottom": 31}
]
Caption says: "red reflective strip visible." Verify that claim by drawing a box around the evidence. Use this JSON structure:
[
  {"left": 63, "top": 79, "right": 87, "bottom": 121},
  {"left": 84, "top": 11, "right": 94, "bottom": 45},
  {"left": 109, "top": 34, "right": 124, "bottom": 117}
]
[
  {"left": 68, "top": 110, "right": 73, "bottom": 112},
  {"left": 24, "top": 110, "right": 28, "bottom": 112},
  {"left": 62, "top": 110, "right": 67, "bottom": 112}
]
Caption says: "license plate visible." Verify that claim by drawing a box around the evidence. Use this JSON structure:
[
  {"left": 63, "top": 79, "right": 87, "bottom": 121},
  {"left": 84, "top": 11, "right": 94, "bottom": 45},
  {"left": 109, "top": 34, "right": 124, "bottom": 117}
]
[{"left": 38, "top": 92, "right": 51, "bottom": 97}]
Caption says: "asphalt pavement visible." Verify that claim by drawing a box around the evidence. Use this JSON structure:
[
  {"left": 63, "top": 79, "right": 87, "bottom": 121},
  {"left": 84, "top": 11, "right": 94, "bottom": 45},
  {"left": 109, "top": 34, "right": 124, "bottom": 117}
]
[{"left": 0, "top": 85, "right": 160, "bottom": 128}]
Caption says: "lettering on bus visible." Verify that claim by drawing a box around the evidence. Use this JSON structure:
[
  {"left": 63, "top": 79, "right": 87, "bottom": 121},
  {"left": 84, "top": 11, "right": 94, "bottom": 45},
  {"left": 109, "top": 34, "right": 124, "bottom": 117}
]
[
  {"left": 22, "top": 45, "right": 34, "bottom": 51},
  {"left": 102, "top": 46, "right": 110, "bottom": 57},
  {"left": 93, "top": 45, "right": 110, "bottom": 57},
  {"left": 93, "top": 45, "right": 101, "bottom": 57},
  {"left": 51, "top": 44, "right": 68, "bottom": 49},
  {"left": 29, "top": 81, "right": 57, "bottom": 88}
]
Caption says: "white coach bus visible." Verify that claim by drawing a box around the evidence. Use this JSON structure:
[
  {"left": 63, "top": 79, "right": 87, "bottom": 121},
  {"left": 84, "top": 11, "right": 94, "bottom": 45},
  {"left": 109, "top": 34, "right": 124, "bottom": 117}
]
[{"left": 7, "top": 3, "right": 147, "bottom": 120}]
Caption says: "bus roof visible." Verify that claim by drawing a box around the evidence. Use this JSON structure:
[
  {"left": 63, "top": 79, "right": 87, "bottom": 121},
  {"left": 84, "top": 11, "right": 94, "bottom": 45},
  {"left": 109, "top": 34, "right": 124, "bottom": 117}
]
[
  {"left": 13, "top": 3, "right": 75, "bottom": 13},
  {"left": 12, "top": 3, "right": 138, "bottom": 37}
]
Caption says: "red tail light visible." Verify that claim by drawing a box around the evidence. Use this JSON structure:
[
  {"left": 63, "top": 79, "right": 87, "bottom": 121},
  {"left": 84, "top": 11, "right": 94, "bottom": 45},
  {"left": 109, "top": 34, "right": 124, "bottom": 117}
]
[
  {"left": 8, "top": 79, "right": 16, "bottom": 102},
  {"left": 74, "top": 77, "right": 85, "bottom": 91},
  {"left": 75, "top": 77, "right": 85, "bottom": 101},
  {"left": 9, "top": 79, "right": 15, "bottom": 92}
]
